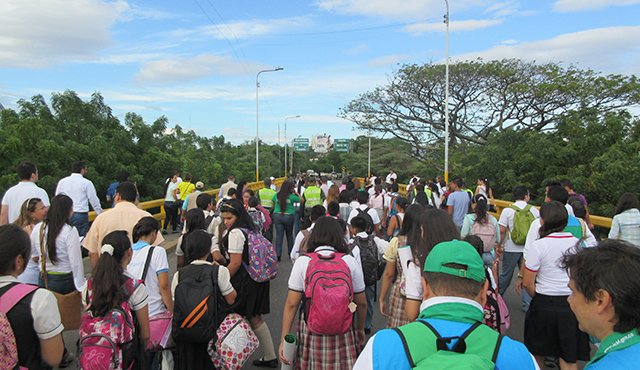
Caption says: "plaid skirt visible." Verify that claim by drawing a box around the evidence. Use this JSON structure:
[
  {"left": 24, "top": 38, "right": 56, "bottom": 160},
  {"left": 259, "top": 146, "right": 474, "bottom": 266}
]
[
  {"left": 387, "top": 280, "right": 410, "bottom": 328},
  {"left": 296, "top": 317, "right": 359, "bottom": 370}
]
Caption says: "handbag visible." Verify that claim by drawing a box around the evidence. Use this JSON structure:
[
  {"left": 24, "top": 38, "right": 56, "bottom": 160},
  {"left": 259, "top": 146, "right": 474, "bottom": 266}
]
[
  {"left": 208, "top": 313, "right": 259, "bottom": 370},
  {"left": 39, "top": 225, "right": 82, "bottom": 330}
]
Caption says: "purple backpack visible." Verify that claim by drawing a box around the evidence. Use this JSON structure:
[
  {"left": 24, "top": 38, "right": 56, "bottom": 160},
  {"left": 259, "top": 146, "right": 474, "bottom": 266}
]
[
  {"left": 303, "top": 252, "right": 354, "bottom": 335},
  {"left": 239, "top": 228, "right": 278, "bottom": 282}
]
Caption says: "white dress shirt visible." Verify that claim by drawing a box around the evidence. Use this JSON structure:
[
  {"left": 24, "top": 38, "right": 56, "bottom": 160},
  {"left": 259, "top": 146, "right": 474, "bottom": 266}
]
[
  {"left": 1, "top": 181, "right": 50, "bottom": 223},
  {"left": 55, "top": 173, "right": 103, "bottom": 213},
  {"left": 31, "top": 223, "right": 85, "bottom": 291}
]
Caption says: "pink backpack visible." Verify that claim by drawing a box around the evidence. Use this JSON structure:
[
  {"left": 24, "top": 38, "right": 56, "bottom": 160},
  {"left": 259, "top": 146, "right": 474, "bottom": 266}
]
[
  {"left": 79, "top": 279, "right": 137, "bottom": 370},
  {"left": 240, "top": 228, "right": 278, "bottom": 282},
  {"left": 0, "top": 283, "right": 38, "bottom": 370},
  {"left": 471, "top": 217, "right": 497, "bottom": 253},
  {"left": 303, "top": 252, "right": 354, "bottom": 335}
]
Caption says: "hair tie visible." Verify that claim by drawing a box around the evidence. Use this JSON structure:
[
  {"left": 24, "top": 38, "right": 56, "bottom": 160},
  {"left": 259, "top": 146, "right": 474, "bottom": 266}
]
[{"left": 101, "top": 244, "right": 114, "bottom": 256}]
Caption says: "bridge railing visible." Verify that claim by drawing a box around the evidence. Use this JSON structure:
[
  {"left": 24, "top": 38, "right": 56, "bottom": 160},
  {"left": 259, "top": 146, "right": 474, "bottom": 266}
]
[
  {"left": 90, "top": 177, "right": 612, "bottom": 231},
  {"left": 88, "top": 177, "right": 286, "bottom": 223}
]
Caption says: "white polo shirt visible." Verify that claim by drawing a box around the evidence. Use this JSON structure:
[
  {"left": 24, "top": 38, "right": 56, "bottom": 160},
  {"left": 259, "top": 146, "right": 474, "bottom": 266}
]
[{"left": 1, "top": 181, "right": 50, "bottom": 224}]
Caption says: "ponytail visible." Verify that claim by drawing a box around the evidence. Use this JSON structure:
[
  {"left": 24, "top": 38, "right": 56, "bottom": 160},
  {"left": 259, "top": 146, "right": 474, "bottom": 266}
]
[
  {"left": 474, "top": 194, "right": 488, "bottom": 224},
  {"left": 90, "top": 231, "right": 131, "bottom": 317}
]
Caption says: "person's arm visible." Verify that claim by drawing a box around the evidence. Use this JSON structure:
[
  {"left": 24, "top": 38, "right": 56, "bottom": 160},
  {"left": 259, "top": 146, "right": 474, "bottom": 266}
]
[
  {"left": 40, "top": 335, "right": 64, "bottom": 367},
  {"left": 0, "top": 205, "right": 8, "bottom": 225},
  {"left": 354, "top": 291, "right": 367, "bottom": 347},
  {"left": 134, "top": 305, "right": 150, "bottom": 346},
  {"left": 228, "top": 253, "right": 242, "bottom": 277},
  {"left": 157, "top": 272, "right": 173, "bottom": 312},
  {"left": 378, "top": 260, "right": 395, "bottom": 316},
  {"left": 447, "top": 205, "right": 454, "bottom": 216},
  {"left": 522, "top": 267, "right": 537, "bottom": 298},
  {"left": 68, "top": 229, "right": 85, "bottom": 291},
  {"left": 87, "top": 183, "right": 103, "bottom": 214},
  {"left": 278, "top": 290, "right": 303, "bottom": 365},
  {"left": 386, "top": 216, "right": 396, "bottom": 238},
  {"left": 212, "top": 250, "right": 227, "bottom": 265},
  {"left": 608, "top": 216, "right": 620, "bottom": 240}
]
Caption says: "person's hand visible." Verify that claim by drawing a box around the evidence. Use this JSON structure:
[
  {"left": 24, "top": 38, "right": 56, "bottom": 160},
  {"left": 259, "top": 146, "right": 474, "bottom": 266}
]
[
  {"left": 515, "top": 277, "right": 523, "bottom": 295},
  {"left": 379, "top": 299, "right": 387, "bottom": 317},
  {"left": 279, "top": 339, "right": 291, "bottom": 365},
  {"left": 356, "top": 329, "right": 366, "bottom": 348},
  {"left": 495, "top": 245, "right": 504, "bottom": 259}
]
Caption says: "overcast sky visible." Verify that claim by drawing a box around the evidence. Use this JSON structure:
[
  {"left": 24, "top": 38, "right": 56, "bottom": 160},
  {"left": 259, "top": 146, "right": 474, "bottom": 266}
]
[{"left": 1, "top": 0, "right": 638, "bottom": 144}]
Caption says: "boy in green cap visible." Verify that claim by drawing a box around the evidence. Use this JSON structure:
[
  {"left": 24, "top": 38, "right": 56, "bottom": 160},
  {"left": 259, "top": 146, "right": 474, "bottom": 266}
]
[{"left": 353, "top": 240, "right": 539, "bottom": 370}]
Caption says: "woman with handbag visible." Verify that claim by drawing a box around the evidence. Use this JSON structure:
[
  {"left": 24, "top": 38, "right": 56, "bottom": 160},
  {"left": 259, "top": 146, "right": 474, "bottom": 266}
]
[{"left": 32, "top": 194, "right": 84, "bottom": 367}]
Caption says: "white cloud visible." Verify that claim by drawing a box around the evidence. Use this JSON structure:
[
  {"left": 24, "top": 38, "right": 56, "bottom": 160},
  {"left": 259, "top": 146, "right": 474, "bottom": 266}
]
[
  {"left": 316, "top": 0, "right": 489, "bottom": 19},
  {"left": 135, "top": 54, "right": 267, "bottom": 84},
  {"left": 368, "top": 54, "right": 411, "bottom": 68},
  {"left": 404, "top": 19, "right": 503, "bottom": 34},
  {"left": 0, "top": 0, "right": 126, "bottom": 68},
  {"left": 452, "top": 26, "right": 640, "bottom": 74},
  {"left": 553, "top": 0, "right": 640, "bottom": 12},
  {"left": 168, "top": 16, "right": 312, "bottom": 42},
  {"left": 344, "top": 44, "right": 370, "bottom": 56}
]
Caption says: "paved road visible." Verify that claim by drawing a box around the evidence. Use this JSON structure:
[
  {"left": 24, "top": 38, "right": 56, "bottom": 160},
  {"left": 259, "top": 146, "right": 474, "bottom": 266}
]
[{"left": 62, "top": 234, "right": 540, "bottom": 370}]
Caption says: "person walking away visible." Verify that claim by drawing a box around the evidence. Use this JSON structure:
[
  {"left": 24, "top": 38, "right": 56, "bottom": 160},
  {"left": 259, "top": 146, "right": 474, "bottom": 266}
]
[
  {"left": 338, "top": 190, "right": 353, "bottom": 224},
  {"left": 55, "top": 161, "right": 103, "bottom": 237},
  {"left": 348, "top": 191, "right": 382, "bottom": 237},
  {"left": 258, "top": 178, "right": 276, "bottom": 241},
  {"left": 522, "top": 201, "right": 590, "bottom": 370},
  {"left": 15, "top": 197, "right": 48, "bottom": 284},
  {"left": 446, "top": 177, "right": 471, "bottom": 230},
  {"left": 289, "top": 205, "right": 325, "bottom": 262},
  {"left": 378, "top": 203, "right": 423, "bottom": 328},
  {"left": 349, "top": 216, "right": 389, "bottom": 335},
  {"left": 1, "top": 161, "right": 50, "bottom": 226},
  {"left": 182, "top": 181, "right": 205, "bottom": 212},
  {"left": 561, "top": 240, "right": 640, "bottom": 369},
  {"left": 368, "top": 185, "right": 387, "bottom": 230},
  {"left": 218, "top": 199, "right": 278, "bottom": 368},
  {"left": 460, "top": 194, "right": 500, "bottom": 266},
  {"left": 301, "top": 177, "right": 324, "bottom": 230},
  {"left": 0, "top": 224, "right": 64, "bottom": 369},
  {"left": 176, "top": 173, "right": 195, "bottom": 220},
  {"left": 608, "top": 192, "right": 640, "bottom": 246},
  {"left": 560, "top": 179, "right": 594, "bottom": 229},
  {"left": 279, "top": 216, "right": 367, "bottom": 369},
  {"left": 385, "top": 197, "right": 407, "bottom": 241},
  {"left": 79, "top": 231, "right": 150, "bottom": 370},
  {"left": 161, "top": 171, "right": 179, "bottom": 234},
  {"left": 106, "top": 171, "right": 130, "bottom": 207},
  {"left": 219, "top": 175, "right": 237, "bottom": 200},
  {"left": 171, "top": 230, "right": 236, "bottom": 369},
  {"left": 272, "top": 180, "right": 300, "bottom": 260},
  {"left": 353, "top": 240, "right": 538, "bottom": 370}
]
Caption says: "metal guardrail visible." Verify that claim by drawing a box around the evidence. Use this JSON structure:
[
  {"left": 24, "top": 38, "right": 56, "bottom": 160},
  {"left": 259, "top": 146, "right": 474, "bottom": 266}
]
[{"left": 90, "top": 177, "right": 612, "bottom": 230}]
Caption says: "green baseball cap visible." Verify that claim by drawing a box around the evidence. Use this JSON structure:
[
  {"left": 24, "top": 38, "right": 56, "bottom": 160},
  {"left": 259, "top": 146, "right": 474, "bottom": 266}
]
[{"left": 424, "top": 240, "right": 486, "bottom": 283}]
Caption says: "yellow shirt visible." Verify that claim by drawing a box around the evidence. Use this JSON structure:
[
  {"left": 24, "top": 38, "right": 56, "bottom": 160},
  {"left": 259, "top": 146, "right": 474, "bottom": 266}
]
[
  {"left": 177, "top": 182, "right": 195, "bottom": 201},
  {"left": 83, "top": 202, "right": 164, "bottom": 254}
]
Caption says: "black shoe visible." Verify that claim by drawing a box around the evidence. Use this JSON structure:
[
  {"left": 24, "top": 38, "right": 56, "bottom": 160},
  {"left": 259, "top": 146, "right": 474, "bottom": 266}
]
[
  {"left": 278, "top": 256, "right": 282, "bottom": 262},
  {"left": 252, "top": 358, "right": 278, "bottom": 368}
]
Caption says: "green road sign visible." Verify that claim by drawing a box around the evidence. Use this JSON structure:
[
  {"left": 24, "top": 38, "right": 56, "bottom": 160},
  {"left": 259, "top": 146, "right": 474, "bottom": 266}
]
[
  {"left": 334, "top": 138, "right": 350, "bottom": 152},
  {"left": 293, "top": 138, "right": 309, "bottom": 152}
]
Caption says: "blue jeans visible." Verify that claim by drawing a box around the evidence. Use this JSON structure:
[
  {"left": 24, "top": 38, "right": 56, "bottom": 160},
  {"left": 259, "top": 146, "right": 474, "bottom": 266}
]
[
  {"left": 365, "top": 284, "right": 376, "bottom": 330},
  {"left": 499, "top": 251, "right": 531, "bottom": 312},
  {"left": 39, "top": 272, "right": 76, "bottom": 294},
  {"left": 70, "top": 212, "right": 89, "bottom": 237},
  {"left": 273, "top": 213, "right": 294, "bottom": 258},
  {"left": 163, "top": 201, "right": 179, "bottom": 231}
]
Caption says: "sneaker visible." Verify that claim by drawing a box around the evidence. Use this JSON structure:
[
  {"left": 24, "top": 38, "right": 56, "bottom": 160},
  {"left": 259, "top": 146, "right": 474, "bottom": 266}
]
[{"left": 252, "top": 358, "right": 278, "bottom": 368}]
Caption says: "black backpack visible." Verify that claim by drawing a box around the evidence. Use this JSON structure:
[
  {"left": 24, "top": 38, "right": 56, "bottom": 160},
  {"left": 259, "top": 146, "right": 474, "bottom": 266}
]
[
  {"left": 351, "top": 234, "right": 384, "bottom": 286},
  {"left": 356, "top": 207, "right": 375, "bottom": 234},
  {"left": 172, "top": 264, "right": 223, "bottom": 344}
]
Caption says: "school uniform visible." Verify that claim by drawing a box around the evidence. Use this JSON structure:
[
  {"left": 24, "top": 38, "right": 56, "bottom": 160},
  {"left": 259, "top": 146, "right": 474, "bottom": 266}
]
[
  {"left": 524, "top": 232, "right": 590, "bottom": 362},
  {"left": 288, "top": 246, "right": 366, "bottom": 369},
  {"left": 381, "top": 235, "right": 410, "bottom": 328},
  {"left": 127, "top": 241, "right": 170, "bottom": 316},
  {"left": 32, "top": 223, "right": 84, "bottom": 293}
]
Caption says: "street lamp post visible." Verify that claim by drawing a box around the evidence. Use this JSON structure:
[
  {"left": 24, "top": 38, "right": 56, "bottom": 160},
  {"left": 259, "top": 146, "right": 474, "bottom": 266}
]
[
  {"left": 444, "top": 0, "right": 450, "bottom": 183},
  {"left": 256, "top": 67, "right": 283, "bottom": 182},
  {"left": 284, "top": 115, "right": 301, "bottom": 177}
]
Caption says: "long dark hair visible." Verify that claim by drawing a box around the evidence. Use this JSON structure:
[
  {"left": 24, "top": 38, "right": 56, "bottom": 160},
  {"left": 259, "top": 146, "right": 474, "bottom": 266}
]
[
  {"left": 473, "top": 194, "right": 489, "bottom": 224},
  {"left": 0, "top": 224, "right": 31, "bottom": 275},
  {"left": 184, "top": 208, "right": 205, "bottom": 234},
  {"left": 414, "top": 184, "right": 429, "bottom": 206},
  {"left": 219, "top": 199, "right": 256, "bottom": 255},
  {"left": 42, "top": 194, "right": 73, "bottom": 264},
  {"left": 413, "top": 208, "right": 460, "bottom": 268},
  {"left": 615, "top": 193, "right": 640, "bottom": 215},
  {"left": 306, "top": 217, "right": 348, "bottom": 253},
  {"left": 400, "top": 204, "right": 423, "bottom": 237},
  {"left": 277, "top": 180, "right": 294, "bottom": 214},
  {"left": 479, "top": 178, "right": 491, "bottom": 195},
  {"left": 539, "top": 201, "right": 568, "bottom": 239},
  {"left": 132, "top": 216, "right": 159, "bottom": 243},
  {"left": 90, "top": 231, "right": 131, "bottom": 317},
  {"left": 183, "top": 229, "right": 213, "bottom": 265}
]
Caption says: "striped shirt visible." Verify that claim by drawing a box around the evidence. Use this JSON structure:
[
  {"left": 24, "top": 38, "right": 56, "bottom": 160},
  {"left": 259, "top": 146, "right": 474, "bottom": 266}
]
[{"left": 608, "top": 208, "right": 640, "bottom": 246}]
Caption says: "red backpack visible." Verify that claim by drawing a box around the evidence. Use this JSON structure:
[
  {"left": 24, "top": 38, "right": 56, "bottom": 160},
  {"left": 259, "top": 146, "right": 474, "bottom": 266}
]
[{"left": 303, "top": 252, "right": 354, "bottom": 335}]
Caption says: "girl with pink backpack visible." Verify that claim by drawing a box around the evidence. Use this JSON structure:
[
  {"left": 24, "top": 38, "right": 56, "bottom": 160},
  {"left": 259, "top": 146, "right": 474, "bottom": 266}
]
[{"left": 279, "top": 216, "right": 367, "bottom": 370}]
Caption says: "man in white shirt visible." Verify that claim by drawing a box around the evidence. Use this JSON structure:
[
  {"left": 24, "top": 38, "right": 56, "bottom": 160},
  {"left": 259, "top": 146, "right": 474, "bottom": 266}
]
[
  {"left": 497, "top": 186, "right": 539, "bottom": 311},
  {"left": 55, "top": 161, "right": 103, "bottom": 237},
  {"left": 348, "top": 190, "right": 381, "bottom": 236},
  {"left": 0, "top": 161, "right": 50, "bottom": 225},
  {"left": 385, "top": 170, "right": 397, "bottom": 185},
  {"left": 218, "top": 175, "right": 236, "bottom": 200}
]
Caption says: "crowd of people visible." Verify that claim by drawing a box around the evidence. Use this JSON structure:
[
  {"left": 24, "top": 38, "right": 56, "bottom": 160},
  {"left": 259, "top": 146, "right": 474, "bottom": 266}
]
[{"left": 0, "top": 161, "right": 639, "bottom": 369}]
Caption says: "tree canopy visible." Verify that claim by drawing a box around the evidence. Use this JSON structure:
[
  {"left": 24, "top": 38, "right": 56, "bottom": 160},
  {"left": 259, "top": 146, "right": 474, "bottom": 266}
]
[{"left": 339, "top": 59, "right": 640, "bottom": 154}]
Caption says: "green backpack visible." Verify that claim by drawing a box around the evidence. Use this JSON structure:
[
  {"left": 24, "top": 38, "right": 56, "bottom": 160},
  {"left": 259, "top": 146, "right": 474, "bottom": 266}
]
[
  {"left": 509, "top": 204, "right": 536, "bottom": 245},
  {"left": 393, "top": 321, "right": 502, "bottom": 370}
]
